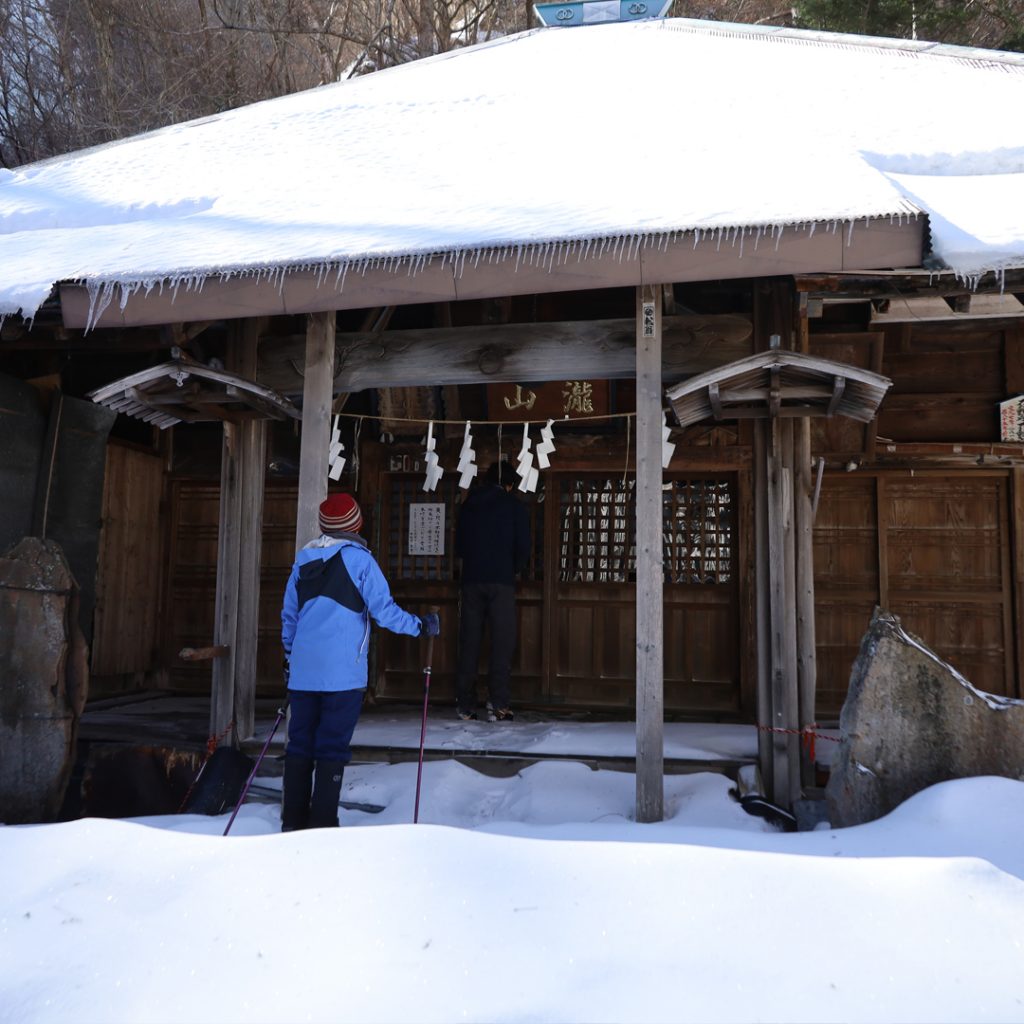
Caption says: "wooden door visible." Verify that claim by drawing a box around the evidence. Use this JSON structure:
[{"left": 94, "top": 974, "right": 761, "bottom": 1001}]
[
  {"left": 373, "top": 470, "right": 742, "bottom": 714},
  {"left": 165, "top": 480, "right": 298, "bottom": 694},
  {"left": 814, "top": 470, "right": 1017, "bottom": 718},
  {"left": 91, "top": 443, "right": 166, "bottom": 683},
  {"left": 547, "top": 473, "right": 740, "bottom": 713},
  {"left": 373, "top": 472, "right": 544, "bottom": 704}
]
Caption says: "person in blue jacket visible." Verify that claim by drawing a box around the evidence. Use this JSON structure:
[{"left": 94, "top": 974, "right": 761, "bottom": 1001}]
[{"left": 281, "top": 492, "right": 439, "bottom": 830}]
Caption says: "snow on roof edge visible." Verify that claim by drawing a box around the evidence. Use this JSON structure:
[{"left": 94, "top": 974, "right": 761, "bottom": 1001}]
[
  {"left": 43, "top": 212, "right": 931, "bottom": 331},
  {"left": 660, "top": 16, "right": 1024, "bottom": 72}
]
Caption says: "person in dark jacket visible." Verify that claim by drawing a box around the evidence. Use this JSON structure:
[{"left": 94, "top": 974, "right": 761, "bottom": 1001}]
[
  {"left": 280, "top": 492, "right": 439, "bottom": 830},
  {"left": 454, "top": 460, "right": 530, "bottom": 721}
]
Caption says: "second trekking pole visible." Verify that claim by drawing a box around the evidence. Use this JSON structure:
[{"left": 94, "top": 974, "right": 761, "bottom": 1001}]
[
  {"left": 413, "top": 607, "right": 439, "bottom": 823},
  {"left": 223, "top": 705, "right": 287, "bottom": 837}
]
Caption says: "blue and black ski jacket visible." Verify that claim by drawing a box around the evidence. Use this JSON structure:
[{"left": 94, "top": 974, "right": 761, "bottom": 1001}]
[{"left": 281, "top": 534, "right": 421, "bottom": 692}]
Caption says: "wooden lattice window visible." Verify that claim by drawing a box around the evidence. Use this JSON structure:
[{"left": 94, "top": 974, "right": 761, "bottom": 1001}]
[
  {"left": 558, "top": 476, "right": 734, "bottom": 584},
  {"left": 559, "top": 477, "right": 635, "bottom": 583},
  {"left": 663, "top": 479, "right": 733, "bottom": 584}
]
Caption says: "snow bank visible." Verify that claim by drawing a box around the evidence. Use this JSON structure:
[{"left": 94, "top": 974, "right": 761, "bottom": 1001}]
[{"left": 1, "top": 770, "right": 1023, "bottom": 1023}]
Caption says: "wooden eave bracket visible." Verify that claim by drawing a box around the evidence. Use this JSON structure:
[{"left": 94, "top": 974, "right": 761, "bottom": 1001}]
[
  {"left": 89, "top": 356, "right": 300, "bottom": 429},
  {"left": 665, "top": 350, "right": 891, "bottom": 429}
]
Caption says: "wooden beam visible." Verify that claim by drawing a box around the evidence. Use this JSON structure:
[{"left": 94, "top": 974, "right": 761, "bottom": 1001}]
[
  {"left": 826, "top": 376, "right": 847, "bottom": 417},
  {"left": 296, "top": 311, "right": 335, "bottom": 549},
  {"left": 635, "top": 284, "right": 664, "bottom": 824},
  {"left": 796, "top": 267, "right": 1024, "bottom": 300},
  {"left": 60, "top": 217, "right": 924, "bottom": 329},
  {"left": 179, "top": 645, "right": 229, "bottom": 661},
  {"left": 259, "top": 315, "right": 754, "bottom": 394}
]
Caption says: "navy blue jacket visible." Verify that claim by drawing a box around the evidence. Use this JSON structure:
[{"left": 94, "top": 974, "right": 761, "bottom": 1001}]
[{"left": 455, "top": 484, "right": 531, "bottom": 585}]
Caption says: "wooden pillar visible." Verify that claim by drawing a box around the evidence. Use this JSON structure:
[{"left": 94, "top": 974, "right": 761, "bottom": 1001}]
[
  {"left": 211, "top": 318, "right": 267, "bottom": 743},
  {"left": 635, "top": 284, "right": 664, "bottom": 823},
  {"left": 794, "top": 419, "right": 818, "bottom": 787},
  {"left": 295, "top": 311, "right": 336, "bottom": 550},
  {"left": 780, "top": 419, "right": 801, "bottom": 805},
  {"left": 765, "top": 416, "right": 790, "bottom": 802},
  {"left": 753, "top": 420, "right": 772, "bottom": 795}
]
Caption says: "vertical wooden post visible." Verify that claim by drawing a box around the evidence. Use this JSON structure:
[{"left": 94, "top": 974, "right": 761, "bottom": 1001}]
[
  {"left": 794, "top": 418, "right": 818, "bottom": 788},
  {"left": 635, "top": 284, "right": 664, "bottom": 823},
  {"left": 753, "top": 419, "right": 772, "bottom": 795},
  {"left": 234, "top": 412, "right": 267, "bottom": 742},
  {"left": 211, "top": 421, "right": 241, "bottom": 742},
  {"left": 780, "top": 419, "right": 801, "bottom": 806},
  {"left": 296, "top": 311, "right": 336, "bottom": 550},
  {"left": 765, "top": 415, "right": 792, "bottom": 804},
  {"left": 211, "top": 318, "right": 267, "bottom": 743}
]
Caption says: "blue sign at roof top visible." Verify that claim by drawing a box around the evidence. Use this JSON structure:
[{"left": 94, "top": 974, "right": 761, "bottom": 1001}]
[{"left": 534, "top": 0, "right": 673, "bottom": 26}]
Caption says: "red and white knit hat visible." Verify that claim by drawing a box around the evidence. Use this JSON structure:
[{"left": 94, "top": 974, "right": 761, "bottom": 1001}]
[{"left": 319, "top": 493, "right": 363, "bottom": 535}]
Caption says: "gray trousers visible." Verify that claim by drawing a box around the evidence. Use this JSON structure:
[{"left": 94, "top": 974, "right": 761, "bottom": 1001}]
[{"left": 455, "top": 582, "right": 516, "bottom": 712}]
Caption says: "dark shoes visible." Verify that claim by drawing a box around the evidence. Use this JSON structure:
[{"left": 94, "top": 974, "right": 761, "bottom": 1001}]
[
  {"left": 281, "top": 756, "right": 345, "bottom": 831},
  {"left": 458, "top": 704, "right": 514, "bottom": 722},
  {"left": 281, "top": 754, "right": 314, "bottom": 832},
  {"left": 309, "top": 760, "right": 345, "bottom": 828}
]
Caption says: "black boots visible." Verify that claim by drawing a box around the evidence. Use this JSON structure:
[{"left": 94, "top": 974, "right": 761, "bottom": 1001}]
[
  {"left": 281, "top": 754, "right": 313, "bottom": 831},
  {"left": 281, "top": 756, "right": 345, "bottom": 830},
  {"left": 309, "top": 760, "right": 345, "bottom": 828}
]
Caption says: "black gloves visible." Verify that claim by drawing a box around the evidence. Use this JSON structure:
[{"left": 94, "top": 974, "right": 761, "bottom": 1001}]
[
  {"left": 419, "top": 612, "right": 440, "bottom": 637},
  {"left": 283, "top": 657, "right": 290, "bottom": 687}
]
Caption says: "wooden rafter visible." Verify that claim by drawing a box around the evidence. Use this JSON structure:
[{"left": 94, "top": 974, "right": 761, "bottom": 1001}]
[
  {"left": 88, "top": 356, "right": 300, "bottom": 429},
  {"left": 666, "top": 350, "right": 891, "bottom": 428}
]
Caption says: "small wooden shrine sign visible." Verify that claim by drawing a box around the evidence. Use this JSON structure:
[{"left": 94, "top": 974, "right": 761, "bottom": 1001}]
[{"left": 487, "top": 379, "right": 609, "bottom": 422}]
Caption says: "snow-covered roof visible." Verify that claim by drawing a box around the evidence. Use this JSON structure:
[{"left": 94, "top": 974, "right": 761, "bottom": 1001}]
[{"left": 2, "top": 17, "right": 1024, "bottom": 323}]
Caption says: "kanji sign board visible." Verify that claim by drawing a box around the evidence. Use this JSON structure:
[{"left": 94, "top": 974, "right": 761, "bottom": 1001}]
[{"left": 408, "top": 503, "right": 445, "bottom": 556}]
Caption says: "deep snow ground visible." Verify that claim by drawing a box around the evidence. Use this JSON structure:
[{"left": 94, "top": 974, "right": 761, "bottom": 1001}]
[{"left": 2, "top": 765, "right": 1023, "bottom": 1024}]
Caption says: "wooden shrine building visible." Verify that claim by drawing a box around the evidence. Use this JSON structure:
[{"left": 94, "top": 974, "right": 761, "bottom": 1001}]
[{"left": 3, "top": 18, "right": 1024, "bottom": 818}]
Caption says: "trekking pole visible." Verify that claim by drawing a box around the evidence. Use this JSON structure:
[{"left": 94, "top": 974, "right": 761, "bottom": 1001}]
[
  {"left": 413, "top": 607, "right": 439, "bottom": 824},
  {"left": 223, "top": 705, "right": 287, "bottom": 837}
]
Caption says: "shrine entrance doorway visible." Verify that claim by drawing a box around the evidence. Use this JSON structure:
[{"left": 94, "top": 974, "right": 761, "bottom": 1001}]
[{"left": 374, "top": 468, "right": 745, "bottom": 717}]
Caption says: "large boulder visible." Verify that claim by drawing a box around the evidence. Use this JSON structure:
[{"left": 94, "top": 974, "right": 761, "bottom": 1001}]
[
  {"left": 826, "top": 609, "right": 1024, "bottom": 827},
  {"left": 0, "top": 537, "right": 89, "bottom": 823}
]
